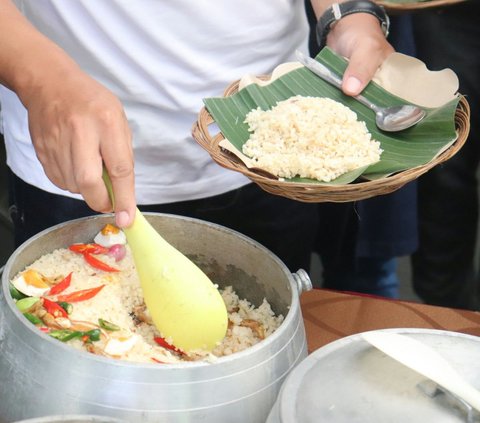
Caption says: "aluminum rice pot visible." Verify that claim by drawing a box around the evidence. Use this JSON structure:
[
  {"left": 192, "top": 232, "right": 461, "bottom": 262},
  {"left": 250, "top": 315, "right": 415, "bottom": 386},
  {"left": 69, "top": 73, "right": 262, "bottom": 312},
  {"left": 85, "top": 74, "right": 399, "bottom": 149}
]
[{"left": 0, "top": 213, "right": 311, "bottom": 423}]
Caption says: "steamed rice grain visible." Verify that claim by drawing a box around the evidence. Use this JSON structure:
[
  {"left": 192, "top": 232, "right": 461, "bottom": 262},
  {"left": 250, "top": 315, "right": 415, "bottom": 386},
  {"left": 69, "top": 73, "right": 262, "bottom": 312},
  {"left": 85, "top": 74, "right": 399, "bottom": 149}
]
[
  {"left": 242, "top": 96, "right": 382, "bottom": 182},
  {"left": 13, "top": 246, "right": 283, "bottom": 364}
]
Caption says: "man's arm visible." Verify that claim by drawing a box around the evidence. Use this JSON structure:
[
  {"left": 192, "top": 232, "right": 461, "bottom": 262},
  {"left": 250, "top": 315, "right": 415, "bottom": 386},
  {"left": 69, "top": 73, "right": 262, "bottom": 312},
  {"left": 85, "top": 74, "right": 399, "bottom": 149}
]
[
  {"left": 0, "top": 0, "right": 136, "bottom": 227},
  {"left": 309, "top": 0, "right": 394, "bottom": 96}
]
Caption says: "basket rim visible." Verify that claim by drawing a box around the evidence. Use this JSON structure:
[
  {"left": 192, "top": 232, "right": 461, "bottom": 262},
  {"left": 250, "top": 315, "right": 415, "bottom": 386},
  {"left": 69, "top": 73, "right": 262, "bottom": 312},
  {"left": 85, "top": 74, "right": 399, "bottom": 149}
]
[{"left": 375, "top": 0, "right": 467, "bottom": 11}]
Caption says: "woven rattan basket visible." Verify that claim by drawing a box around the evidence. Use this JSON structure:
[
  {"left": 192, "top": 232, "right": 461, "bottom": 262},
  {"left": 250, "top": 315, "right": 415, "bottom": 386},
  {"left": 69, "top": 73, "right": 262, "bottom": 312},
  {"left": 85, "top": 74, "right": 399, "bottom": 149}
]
[
  {"left": 192, "top": 80, "right": 470, "bottom": 203},
  {"left": 376, "top": 0, "right": 466, "bottom": 12}
]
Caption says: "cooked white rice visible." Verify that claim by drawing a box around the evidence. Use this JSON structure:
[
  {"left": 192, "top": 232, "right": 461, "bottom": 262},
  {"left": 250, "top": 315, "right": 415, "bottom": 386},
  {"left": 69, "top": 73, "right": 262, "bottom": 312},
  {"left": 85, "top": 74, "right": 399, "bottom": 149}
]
[
  {"left": 13, "top": 247, "right": 283, "bottom": 364},
  {"left": 242, "top": 95, "right": 382, "bottom": 182}
]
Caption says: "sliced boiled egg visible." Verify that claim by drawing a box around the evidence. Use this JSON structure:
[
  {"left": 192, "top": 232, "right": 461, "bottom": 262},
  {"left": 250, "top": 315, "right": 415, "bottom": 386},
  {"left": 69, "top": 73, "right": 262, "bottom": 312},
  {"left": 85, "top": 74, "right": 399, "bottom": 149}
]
[
  {"left": 12, "top": 269, "right": 51, "bottom": 297},
  {"left": 104, "top": 334, "right": 138, "bottom": 357},
  {"left": 94, "top": 223, "right": 127, "bottom": 248}
]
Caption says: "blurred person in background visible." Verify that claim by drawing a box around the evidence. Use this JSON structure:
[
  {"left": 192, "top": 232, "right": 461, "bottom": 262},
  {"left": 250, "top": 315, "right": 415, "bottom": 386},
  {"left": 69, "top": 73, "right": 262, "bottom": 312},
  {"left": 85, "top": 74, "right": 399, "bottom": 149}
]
[
  {"left": 305, "top": 1, "right": 418, "bottom": 298},
  {"left": 411, "top": 1, "right": 480, "bottom": 310}
]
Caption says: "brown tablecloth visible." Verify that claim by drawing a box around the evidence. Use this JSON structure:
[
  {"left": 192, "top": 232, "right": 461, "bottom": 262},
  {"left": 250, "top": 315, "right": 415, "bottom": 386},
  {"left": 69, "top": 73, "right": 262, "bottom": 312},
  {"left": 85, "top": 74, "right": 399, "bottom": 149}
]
[{"left": 301, "top": 288, "right": 480, "bottom": 354}]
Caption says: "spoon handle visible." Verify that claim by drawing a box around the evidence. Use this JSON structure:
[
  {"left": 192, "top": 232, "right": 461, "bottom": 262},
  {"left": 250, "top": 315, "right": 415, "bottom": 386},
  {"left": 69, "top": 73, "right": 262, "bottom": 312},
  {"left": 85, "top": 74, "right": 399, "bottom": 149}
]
[
  {"left": 295, "top": 50, "right": 378, "bottom": 112},
  {"left": 296, "top": 50, "right": 343, "bottom": 87},
  {"left": 353, "top": 94, "right": 380, "bottom": 113},
  {"left": 102, "top": 167, "right": 115, "bottom": 206}
]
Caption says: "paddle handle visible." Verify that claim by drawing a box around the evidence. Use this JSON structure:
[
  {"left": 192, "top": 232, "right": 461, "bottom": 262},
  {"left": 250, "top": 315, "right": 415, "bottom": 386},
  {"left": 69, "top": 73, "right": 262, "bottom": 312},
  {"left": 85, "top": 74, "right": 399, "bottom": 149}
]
[{"left": 102, "top": 167, "right": 116, "bottom": 208}]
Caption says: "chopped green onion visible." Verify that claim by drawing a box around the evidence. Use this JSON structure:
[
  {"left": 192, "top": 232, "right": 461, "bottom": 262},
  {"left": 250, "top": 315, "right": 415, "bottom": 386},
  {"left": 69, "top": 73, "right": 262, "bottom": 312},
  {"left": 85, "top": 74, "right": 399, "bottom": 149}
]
[
  {"left": 85, "top": 329, "right": 101, "bottom": 342},
  {"left": 57, "top": 301, "right": 73, "bottom": 315},
  {"left": 48, "top": 328, "right": 101, "bottom": 343},
  {"left": 9, "top": 283, "right": 26, "bottom": 300},
  {"left": 15, "top": 297, "right": 40, "bottom": 313},
  {"left": 23, "top": 313, "right": 42, "bottom": 325},
  {"left": 49, "top": 329, "right": 83, "bottom": 342},
  {"left": 98, "top": 318, "right": 120, "bottom": 331}
]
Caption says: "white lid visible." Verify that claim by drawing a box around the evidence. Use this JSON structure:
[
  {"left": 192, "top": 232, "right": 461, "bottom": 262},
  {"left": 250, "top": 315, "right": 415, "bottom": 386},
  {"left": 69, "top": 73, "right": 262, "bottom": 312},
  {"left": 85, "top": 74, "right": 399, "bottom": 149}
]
[{"left": 269, "top": 328, "right": 480, "bottom": 423}]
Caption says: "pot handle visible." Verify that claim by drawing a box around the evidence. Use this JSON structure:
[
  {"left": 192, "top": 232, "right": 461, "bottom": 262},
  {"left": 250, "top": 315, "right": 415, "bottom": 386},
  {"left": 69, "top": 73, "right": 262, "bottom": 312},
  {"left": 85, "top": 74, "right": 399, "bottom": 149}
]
[{"left": 292, "top": 269, "right": 312, "bottom": 294}]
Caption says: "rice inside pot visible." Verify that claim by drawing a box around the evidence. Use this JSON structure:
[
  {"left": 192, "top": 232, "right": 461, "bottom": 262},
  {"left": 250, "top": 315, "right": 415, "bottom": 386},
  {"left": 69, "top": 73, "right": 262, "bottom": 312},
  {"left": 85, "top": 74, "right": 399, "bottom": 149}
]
[{"left": 10, "top": 243, "right": 283, "bottom": 364}]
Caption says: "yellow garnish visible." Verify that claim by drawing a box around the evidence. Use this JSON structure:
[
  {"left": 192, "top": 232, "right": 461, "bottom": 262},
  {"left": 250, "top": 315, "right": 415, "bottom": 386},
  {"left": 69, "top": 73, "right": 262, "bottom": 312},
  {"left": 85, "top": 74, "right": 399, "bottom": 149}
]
[
  {"left": 102, "top": 274, "right": 119, "bottom": 284},
  {"left": 101, "top": 223, "right": 120, "bottom": 235},
  {"left": 23, "top": 269, "right": 50, "bottom": 288}
]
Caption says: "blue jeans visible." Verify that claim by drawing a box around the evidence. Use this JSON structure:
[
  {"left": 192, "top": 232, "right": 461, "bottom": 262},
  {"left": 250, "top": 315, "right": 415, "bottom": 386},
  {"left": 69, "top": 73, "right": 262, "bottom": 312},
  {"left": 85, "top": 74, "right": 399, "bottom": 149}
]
[
  {"left": 322, "top": 257, "right": 399, "bottom": 299},
  {"left": 316, "top": 182, "right": 417, "bottom": 300},
  {"left": 411, "top": 3, "right": 480, "bottom": 310}
]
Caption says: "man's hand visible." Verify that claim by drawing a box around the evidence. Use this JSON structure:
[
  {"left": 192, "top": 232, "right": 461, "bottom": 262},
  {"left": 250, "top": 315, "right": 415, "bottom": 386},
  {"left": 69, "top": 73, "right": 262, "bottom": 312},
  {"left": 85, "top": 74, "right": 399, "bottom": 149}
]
[
  {"left": 23, "top": 69, "right": 136, "bottom": 228},
  {"left": 0, "top": 0, "right": 136, "bottom": 228},
  {"left": 310, "top": 0, "right": 394, "bottom": 96},
  {"left": 326, "top": 13, "right": 394, "bottom": 96}
]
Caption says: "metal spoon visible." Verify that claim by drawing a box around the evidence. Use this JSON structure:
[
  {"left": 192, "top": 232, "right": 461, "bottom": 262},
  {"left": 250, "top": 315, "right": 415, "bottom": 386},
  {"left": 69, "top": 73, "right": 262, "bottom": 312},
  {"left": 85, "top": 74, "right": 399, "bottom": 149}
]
[{"left": 295, "top": 50, "right": 426, "bottom": 132}]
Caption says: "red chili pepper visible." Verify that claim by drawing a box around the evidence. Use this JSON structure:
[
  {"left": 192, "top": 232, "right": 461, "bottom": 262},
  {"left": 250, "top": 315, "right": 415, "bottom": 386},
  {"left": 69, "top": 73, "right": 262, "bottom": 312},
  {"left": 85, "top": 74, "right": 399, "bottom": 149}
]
[
  {"left": 57, "top": 285, "right": 105, "bottom": 303},
  {"left": 83, "top": 253, "right": 119, "bottom": 272},
  {"left": 48, "top": 272, "right": 73, "bottom": 296},
  {"left": 69, "top": 243, "right": 109, "bottom": 255},
  {"left": 153, "top": 337, "right": 184, "bottom": 355},
  {"left": 42, "top": 298, "right": 68, "bottom": 318},
  {"left": 151, "top": 357, "right": 167, "bottom": 364}
]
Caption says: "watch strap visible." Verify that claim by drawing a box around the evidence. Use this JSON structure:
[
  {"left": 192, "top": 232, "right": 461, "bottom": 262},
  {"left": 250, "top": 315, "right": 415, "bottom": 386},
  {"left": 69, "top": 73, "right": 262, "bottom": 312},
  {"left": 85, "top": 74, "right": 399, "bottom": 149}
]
[{"left": 316, "top": 0, "right": 390, "bottom": 50}]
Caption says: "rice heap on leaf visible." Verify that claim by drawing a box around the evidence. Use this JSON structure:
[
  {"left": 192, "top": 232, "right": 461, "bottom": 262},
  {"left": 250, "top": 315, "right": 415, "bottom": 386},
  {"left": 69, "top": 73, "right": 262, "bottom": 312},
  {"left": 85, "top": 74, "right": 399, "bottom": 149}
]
[{"left": 242, "top": 95, "right": 382, "bottom": 182}]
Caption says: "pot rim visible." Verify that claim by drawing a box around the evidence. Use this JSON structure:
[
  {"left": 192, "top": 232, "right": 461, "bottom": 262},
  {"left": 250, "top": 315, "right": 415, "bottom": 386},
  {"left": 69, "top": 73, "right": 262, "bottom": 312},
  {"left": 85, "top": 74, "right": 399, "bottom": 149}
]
[
  {"left": 13, "top": 415, "right": 128, "bottom": 423},
  {"left": 2, "top": 212, "right": 302, "bottom": 369}
]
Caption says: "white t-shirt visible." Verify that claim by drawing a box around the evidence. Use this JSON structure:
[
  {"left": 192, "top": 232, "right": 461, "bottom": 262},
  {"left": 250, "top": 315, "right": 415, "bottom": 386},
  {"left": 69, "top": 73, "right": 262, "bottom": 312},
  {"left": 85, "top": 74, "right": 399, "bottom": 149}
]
[{"left": 0, "top": 0, "right": 309, "bottom": 204}]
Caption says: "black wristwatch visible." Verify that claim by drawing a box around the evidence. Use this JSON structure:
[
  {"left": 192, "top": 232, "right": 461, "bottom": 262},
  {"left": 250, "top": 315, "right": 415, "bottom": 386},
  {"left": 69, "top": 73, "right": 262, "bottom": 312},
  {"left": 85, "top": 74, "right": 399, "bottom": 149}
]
[{"left": 316, "top": 0, "right": 390, "bottom": 50}]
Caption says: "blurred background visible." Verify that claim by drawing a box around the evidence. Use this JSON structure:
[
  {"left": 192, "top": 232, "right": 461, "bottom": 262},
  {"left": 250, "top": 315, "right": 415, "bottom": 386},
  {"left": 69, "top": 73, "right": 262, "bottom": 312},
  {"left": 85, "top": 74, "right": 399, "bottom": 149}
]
[{"left": 0, "top": 136, "right": 14, "bottom": 267}]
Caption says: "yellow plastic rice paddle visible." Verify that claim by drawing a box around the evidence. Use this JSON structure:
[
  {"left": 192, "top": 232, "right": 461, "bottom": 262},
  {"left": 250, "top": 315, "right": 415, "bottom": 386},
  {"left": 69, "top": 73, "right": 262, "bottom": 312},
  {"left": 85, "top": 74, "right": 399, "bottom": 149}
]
[{"left": 103, "top": 171, "right": 228, "bottom": 352}]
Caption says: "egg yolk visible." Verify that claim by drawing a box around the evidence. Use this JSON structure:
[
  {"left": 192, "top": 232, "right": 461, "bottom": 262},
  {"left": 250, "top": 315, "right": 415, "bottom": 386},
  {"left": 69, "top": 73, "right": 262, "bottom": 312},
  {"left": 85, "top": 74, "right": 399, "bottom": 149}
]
[
  {"left": 23, "top": 269, "right": 50, "bottom": 288},
  {"left": 101, "top": 223, "right": 120, "bottom": 235}
]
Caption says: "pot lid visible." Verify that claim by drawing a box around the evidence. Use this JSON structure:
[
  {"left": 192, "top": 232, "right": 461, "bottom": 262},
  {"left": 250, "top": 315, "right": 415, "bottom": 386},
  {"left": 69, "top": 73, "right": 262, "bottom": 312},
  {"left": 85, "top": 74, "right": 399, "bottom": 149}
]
[
  {"left": 270, "top": 328, "right": 480, "bottom": 423},
  {"left": 13, "top": 416, "right": 127, "bottom": 423}
]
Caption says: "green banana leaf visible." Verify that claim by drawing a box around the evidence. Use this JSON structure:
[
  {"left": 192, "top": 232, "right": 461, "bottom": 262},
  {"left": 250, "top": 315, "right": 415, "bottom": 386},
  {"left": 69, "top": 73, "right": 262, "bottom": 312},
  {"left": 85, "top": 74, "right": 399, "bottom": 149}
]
[{"left": 203, "top": 47, "right": 460, "bottom": 185}]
